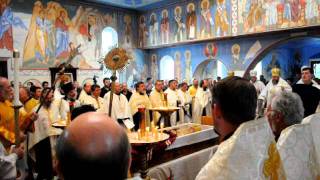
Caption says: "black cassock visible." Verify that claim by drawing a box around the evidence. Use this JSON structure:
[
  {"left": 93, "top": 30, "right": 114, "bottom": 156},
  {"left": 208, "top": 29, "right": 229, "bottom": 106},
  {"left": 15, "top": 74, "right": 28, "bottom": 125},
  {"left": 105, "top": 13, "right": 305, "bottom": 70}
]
[{"left": 293, "top": 83, "right": 320, "bottom": 117}]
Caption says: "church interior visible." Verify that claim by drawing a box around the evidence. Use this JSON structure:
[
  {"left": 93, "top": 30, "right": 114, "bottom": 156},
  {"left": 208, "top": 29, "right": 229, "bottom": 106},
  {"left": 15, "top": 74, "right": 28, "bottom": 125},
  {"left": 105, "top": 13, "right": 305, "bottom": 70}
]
[{"left": 1, "top": 0, "right": 320, "bottom": 179}]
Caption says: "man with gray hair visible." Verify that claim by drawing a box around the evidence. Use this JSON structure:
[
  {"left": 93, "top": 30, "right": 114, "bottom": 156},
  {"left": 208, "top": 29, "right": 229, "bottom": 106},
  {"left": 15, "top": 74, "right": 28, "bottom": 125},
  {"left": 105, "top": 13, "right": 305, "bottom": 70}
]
[
  {"left": 266, "top": 91, "right": 304, "bottom": 140},
  {"left": 270, "top": 92, "right": 320, "bottom": 179}
]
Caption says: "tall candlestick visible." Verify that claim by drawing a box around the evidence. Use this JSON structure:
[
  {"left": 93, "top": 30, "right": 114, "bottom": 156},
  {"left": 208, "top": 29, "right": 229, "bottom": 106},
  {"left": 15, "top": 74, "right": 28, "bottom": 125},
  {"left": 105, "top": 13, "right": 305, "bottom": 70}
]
[
  {"left": 13, "top": 50, "right": 21, "bottom": 145},
  {"left": 13, "top": 50, "right": 20, "bottom": 106}
]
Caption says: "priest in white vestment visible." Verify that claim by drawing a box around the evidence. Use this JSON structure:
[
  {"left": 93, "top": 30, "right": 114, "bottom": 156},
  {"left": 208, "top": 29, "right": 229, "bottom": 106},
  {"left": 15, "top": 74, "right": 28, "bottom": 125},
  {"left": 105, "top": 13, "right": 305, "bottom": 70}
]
[
  {"left": 78, "top": 82, "right": 92, "bottom": 105},
  {"left": 104, "top": 82, "right": 134, "bottom": 129},
  {"left": 164, "top": 80, "right": 181, "bottom": 126},
  {"left": 258, "top": 68, "right": 291, "bottom": 115},
  {"left": 149, "top": 80, "right": 164, "bottom": 124},
  {"left": 265, "top": 91, "right": 318, "bottom": 179},
  {"left": 193, "top": 79, "right": 212, "bottom": 124},
  {"left": 28, "top": 88, "right": 63, "bottom": 180},
  {"left": 177, "top": 82, "right": 192, "bottom": 123},
  {"left": 59, "top": 82, "right": 80, "bottom": 123},
  {"left": 87, "top": 85, "right": 105, "bottom": 113},
  {"left": 128, "top": 82, "right": 151, "bottom": 130},
  {"left": 250, "top": 70, "right": 265, "bottom": 95},
  {"left": 196, "top": 77, "right": 285, "bottom": 180}
]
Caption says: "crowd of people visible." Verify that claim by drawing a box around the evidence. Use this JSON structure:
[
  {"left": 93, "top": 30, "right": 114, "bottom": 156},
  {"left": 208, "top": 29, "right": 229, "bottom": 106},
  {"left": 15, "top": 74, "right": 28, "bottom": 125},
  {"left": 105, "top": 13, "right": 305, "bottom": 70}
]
[{"left": 0, "top": 65, "right": 320, "bottom": 179}]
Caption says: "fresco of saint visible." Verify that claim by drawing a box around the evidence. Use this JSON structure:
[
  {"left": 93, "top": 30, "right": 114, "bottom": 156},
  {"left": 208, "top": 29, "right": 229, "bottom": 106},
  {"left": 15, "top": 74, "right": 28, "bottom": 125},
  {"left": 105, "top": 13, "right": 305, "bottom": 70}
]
[
  {"left": 263, "top": 0, "right": 278, "bottom": 28},
  {"left": 230, "top": 43, "right": 243, "bottom": 70},
  {"left": 174, "top": 6, "right": 185, "bottom": 42},
  {"left": 174, "top": 51, "right": 182, "bottom": 81},
  {"left": 200, "top": 0, "right": 213, "bottom": 38},
  {"left": 186, "top": 3, "right": 197, "bottom": 40},
  {"left": 305, "top": 0, "right": 318, "bottom": 23},
  {"left": 55, "top": 8, "right": 71, "bottom": 59},
  {"left": 23, "top": 2, "right": 73, "bottom": 68},
  {"left": 70, "top": 6, "right": 105, "bottom": 69},
  {"left": 0, "top": 0, "right": 26, "bottom": 51},
  {"left": 244, "top": 0, "right": 265, "bottom": 33},
  {"left": 151, "top": 54, "right": 158, "bottom": 80},
  {"left": 184, "top": 50, "right": 192, "bottom": 84},
  {"left": 138, "top": 16, "right": 148, "bottom": 47},
  {"left": 160, "top": 9, "right": 169, "bottom": 44},
  {"left": 149, "top": 13, "right": 158, "bottom": 46},
  {"left": 215, "top": 0, "right": 229, "bottom": 36},
  {"left": 123, "top": 15, "right": 132, "bottom": 48},
  {"left": 204, "top": 43, "right": 218, "bottom": 59}
]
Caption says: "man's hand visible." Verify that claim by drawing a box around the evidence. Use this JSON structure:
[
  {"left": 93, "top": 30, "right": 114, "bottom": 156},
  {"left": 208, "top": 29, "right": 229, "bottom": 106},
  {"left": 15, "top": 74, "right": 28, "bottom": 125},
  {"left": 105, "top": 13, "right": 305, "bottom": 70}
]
[
  {"left": 19, "top": 131, "right": 26, "bottom": 142},
  {"left": 29, "top": 112, "right": 39, "bottom": 122},
  {"left": 10, "top": 144, "right": 24, "bottom": 159}
]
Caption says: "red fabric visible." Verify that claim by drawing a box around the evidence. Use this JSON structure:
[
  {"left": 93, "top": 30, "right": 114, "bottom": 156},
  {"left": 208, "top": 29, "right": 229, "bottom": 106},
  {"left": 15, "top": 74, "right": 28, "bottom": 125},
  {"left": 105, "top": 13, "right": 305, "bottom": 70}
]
[
  {"left": 55, "top": 18, "right": 68, "bottom": 31},
  {"left": 79, "top": 24, "right": 89, "bottom": 37},
  {"left": 0, "top": 26, "right": 13, "bottom": 51}
]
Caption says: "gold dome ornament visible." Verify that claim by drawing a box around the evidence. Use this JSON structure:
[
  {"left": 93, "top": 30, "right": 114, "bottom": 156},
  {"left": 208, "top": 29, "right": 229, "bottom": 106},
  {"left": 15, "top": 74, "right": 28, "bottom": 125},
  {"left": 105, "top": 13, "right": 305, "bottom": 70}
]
[{"left": 104, "top": 48, "right": 131, "bottom": 72}]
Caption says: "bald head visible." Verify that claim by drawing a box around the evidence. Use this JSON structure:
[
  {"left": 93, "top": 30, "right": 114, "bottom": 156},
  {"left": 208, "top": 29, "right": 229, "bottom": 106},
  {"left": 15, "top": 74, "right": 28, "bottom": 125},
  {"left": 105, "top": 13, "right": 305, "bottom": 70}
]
[
  {"left": 83, "top": 82, "right": 91, "bottom": 93},
  {"left": 19, "top": 87, "right": 30, "bottom": 104},
  {"left": 0, "top": 77, "right": 13, "bottom": 102},
  {"left": 56, "top": 112, "right": 130, "bottom": 180}
]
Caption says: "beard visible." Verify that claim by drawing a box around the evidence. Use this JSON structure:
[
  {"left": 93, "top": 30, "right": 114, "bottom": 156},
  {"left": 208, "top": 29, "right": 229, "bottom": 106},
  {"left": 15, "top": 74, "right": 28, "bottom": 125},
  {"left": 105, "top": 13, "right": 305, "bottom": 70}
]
[
  {"left": 272, "top": 79, "right": 279, "bottom": 85},
  {"left": 42, "top": 100, "right": 52, "bottom": 109},
  {"left": 139, "top": 92, "right": 145, "bottom": 95},
  {"left": 203, "top": 87, "right": 207, "bottom": 91}
]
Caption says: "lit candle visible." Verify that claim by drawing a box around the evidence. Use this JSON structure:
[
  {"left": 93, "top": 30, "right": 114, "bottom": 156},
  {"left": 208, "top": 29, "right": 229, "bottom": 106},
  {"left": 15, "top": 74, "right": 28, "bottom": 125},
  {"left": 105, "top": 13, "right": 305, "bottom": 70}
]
[
  {"left": 155, "top": 126, "right": 159, "bottom": 140},
  {"left": 13, "top": 50, "right": 21, "bottom": 106},
  {"left": 137, "top": 129, "right": 141, "bottom": 140},
  {"left": 160, "top": 122, "right": 164, "bottom": 134},
  {"left": 146, "top": 127, "right": 150, "bottom": 136}
]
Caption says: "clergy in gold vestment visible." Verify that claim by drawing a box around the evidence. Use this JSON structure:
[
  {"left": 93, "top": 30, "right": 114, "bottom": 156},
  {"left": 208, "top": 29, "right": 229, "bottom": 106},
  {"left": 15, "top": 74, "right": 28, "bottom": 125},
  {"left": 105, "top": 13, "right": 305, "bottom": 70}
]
[
  {"left": 19, "top": 87, "right": 39, "bottom": 113},
  {"left": 149, "top": 80, "right": 164, "bottom": 124},
  {"left": 129, "top": 82, "right": 151, "bottom": 130},
  {"left": 78, "top": 82, "right": 92, "bottom": 105},
  {"left": 196, "top": 77, "right": 285, "bottom": 180},
  {"left": 188, "top": 79, "right": 198, "bottom": 98},
  {"left": 258, "top": 68, "right": 291, "bottom": 110},
  {"left": 0, "top": 77, "right": 34, "bottom": 146}
]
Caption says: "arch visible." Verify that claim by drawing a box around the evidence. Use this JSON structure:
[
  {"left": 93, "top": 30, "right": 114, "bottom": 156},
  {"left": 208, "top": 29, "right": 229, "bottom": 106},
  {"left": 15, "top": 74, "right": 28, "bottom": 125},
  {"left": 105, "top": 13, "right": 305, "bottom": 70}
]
[
  {"left": 101, "top": 27, "right": 119, "bottom": 79},
  {"left": 160, "top": 55, "right": 174, "bottom": 80},
  {"left": 101, "top": 27, "right": 118, "bottom": 56},
  {"left": 193, "top": 59, "right": 228, "bottom": 80},
  {"left": 244, "top": 35, "right": 320, "bottom": 78}
]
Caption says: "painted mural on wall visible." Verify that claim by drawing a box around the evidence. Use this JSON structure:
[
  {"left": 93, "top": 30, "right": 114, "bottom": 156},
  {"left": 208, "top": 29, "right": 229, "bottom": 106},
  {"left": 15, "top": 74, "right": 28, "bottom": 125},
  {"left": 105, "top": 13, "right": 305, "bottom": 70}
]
[
  {"left": 4, "top": 0, "right": 138, "bottom": 70},
  {"left": 140, "top": 0, "right": 320, "bottom": 48},
  {"left": 140, "top": 0, "right": 231, "bottom": 47},
  {"left": 148, "top": 34, "right": 287, "bottom": 82}
]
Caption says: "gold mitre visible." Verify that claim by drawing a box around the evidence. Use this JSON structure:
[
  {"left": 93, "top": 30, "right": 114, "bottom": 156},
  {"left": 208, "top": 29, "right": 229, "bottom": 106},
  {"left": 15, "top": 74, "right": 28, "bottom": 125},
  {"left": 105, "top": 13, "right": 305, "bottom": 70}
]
[
  {"left": 271, "top": 68, "right": 280, "bottom": 77},
  {"left": 228, "top": 71, "right": 235, "bottom": 77}
]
